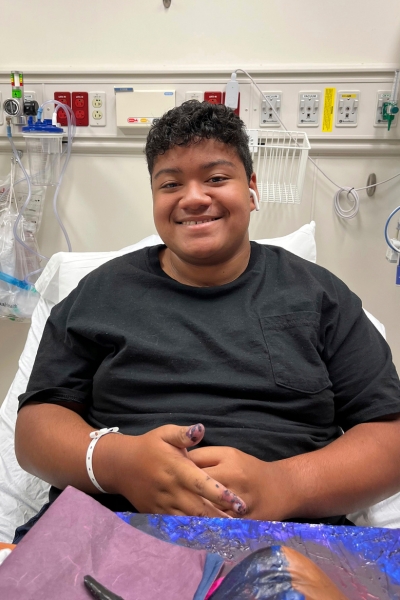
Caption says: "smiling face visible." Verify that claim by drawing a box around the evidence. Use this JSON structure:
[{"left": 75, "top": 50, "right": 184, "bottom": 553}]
[{"left": 151, "top": 138, "right": 258, "bottom": 271}]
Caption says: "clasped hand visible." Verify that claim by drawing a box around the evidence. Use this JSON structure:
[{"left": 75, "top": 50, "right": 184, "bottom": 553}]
[
  {"left": 116, "top": 423, "right": 247, "bottom": 518},
  {"left": 190, "top": 444, "right": 289, "bottom": 521},
  {"left": 116, "top": 423, "right": 290, "bottom": 521}
]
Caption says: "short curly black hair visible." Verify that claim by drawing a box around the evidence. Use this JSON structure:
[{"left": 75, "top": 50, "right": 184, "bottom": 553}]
[{"left": 145, "top": 100, "right": 253, "bottom": 182}]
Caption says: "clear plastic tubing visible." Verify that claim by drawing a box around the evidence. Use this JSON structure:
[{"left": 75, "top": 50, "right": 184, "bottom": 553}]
[{"left": 11, "top": 100, "right": 75, "bottom": 269}]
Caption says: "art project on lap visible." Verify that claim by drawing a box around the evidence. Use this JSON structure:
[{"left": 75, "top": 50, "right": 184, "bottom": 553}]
[
  {"left": 0, "top": 486, "right": 384, "bottom": 600},
  {"left": 122, "top": 512, "right": 400, "bottom": 600}
]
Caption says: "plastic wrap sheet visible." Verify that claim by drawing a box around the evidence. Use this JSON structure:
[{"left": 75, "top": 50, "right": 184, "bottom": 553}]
[
  {"left": 120, "top": 513, "right": 400, "bottom": 600},
  {"left": 0, "top": 487, "right": 223, "bottom": 600}
]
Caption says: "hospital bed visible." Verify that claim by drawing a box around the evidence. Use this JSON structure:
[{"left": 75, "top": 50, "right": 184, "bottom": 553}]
[{"left": 1, "top": 222, "right": 399, "bottom": 543}]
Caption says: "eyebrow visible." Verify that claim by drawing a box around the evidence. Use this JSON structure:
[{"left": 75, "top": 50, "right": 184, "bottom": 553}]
[
  {"left": 153, "top": 167, "right": 182, "bottom": 180},
  {"left": 200, "top": 159, "right": 236, "bottom": 170},
  {"left": 153, "top": 159, "right": 236, "bottom": 180}
]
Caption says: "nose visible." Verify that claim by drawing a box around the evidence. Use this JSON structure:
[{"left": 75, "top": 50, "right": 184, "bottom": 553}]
[{"left": 179, "top": 182, "right": 212, "bottom": 211}]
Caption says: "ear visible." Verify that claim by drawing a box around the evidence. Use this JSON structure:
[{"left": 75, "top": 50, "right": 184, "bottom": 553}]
[{"left": 249, "top": 173, "right": 260, "bottom": 212}]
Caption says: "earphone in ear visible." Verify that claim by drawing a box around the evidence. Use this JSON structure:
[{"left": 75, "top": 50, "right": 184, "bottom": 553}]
[{"left": 249, "top": 188, "right": 260, "bottom": 212}]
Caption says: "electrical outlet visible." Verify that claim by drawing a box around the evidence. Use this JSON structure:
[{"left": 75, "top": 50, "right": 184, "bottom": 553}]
[
  {"left": 298, "top": 91, "right": 320, "bottom": 127},
  {"left": 374, "top": 90, "right": 398, "bottom": 127},
  {"left": 260, "top": 92, "right": 281, "bottom": 127},
  {"left": 336, "top": 91, "right": 359, "bottom": 127},
  {"left": 204, "top": 91, "right": 222, "bottom": 105},
  {"left": 72, "top": 92, "right": 89, "bottom": 126},
  {"left": 185, "top": 91, "right": 204, "bottom": 102},
  {"left": 89, "top": 92, "right": 106, "bottom": 127},
  {"left": 75, "top": 97, "right": 85, "bottom": 108},
  {"left": 54, "top": 92, "right": 71, "bottom": 127}
]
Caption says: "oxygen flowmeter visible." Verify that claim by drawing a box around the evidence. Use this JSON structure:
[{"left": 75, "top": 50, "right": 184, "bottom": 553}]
[
  {"left": 382, "top": 70, "right": 400, "bottom": 131},
  {"left": 3, "top": 71, "right": 39, "bottom": 128}
]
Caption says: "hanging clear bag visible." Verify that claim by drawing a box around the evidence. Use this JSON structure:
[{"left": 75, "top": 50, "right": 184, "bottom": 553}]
[{"left": 0, "top": 162, "right": 40, "bottom": 322}]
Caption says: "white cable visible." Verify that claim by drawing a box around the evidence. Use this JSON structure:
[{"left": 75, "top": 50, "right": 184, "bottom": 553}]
[
  {"left": 333, "top": 187, "right": 360, "bottom": 220},
  {"left": 235, "top": 68, "right": 400, "bottom": 219}
]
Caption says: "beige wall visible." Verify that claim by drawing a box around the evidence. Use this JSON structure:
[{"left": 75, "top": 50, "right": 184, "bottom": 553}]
[
  {"left": 2, "top": 0, "right": 400, "bottom": 70},
  {"left": 1, "top": 0, "right": 400, "bottom": 404}
]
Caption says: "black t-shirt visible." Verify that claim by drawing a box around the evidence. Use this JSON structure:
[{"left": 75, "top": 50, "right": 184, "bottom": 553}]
[{"left": 19, "top": 242, "right": 400, "bottom": 522}]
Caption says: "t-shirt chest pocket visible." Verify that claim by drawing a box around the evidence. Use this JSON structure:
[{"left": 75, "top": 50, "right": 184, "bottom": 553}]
[{"left": 260, "top": 312, "right": 331, "bottom": 394}]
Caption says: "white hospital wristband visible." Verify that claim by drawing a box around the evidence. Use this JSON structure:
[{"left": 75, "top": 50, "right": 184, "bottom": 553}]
[{"left": 86, "top": 427, "right": 120, "bottom": 493}]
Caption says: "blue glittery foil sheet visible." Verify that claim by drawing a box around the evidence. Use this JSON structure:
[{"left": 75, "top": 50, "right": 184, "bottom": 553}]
[{"left": 116, "top": 513, "right": 400, "bottom": 599}]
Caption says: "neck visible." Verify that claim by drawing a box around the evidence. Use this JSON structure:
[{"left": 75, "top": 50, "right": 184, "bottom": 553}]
[{"left": 159, "top": 244, "right": 252, "bottom": 287}]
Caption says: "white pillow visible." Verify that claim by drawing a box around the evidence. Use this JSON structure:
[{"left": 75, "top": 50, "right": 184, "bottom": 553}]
[
  {"left": 36, "top": 234, "right": 164, "bottom": 305},
  {"left": 0, "top": 222, "right": 391, "bottom": 542},
  {"left": 36, "top": 224, "right": 317, "bottom": 305},
  {"left": 255, "top": 221, "right": 317, "bottom": 264}
]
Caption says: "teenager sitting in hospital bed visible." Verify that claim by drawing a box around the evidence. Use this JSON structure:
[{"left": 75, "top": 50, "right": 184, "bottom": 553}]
[{"left": 11, "top": 101, "right": 400, "bottom": 540}]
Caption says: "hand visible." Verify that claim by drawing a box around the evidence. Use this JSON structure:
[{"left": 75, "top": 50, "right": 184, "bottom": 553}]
[
  {"left": 189, "top": 446, "right": 291, "bottom": 521},
  {"left": 111, "top": 424, "right": 247, "bottom": 518}
]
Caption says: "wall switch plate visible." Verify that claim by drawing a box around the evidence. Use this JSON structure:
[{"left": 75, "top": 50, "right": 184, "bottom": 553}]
[
  {"left": 374, "top": 90, "right": 398, "bottom": 127},
  {"left": 185, "top": 91, "right": 204, "bottom": 102},
  {"left": 89, "top": 92, "right": 106, "bottom": 127},
  {"left": 336, "top": 91, "right": 359, "bottom": 127},
  {"left": 298, "top": 91, "right": 320, "bottom": 127},
  {"left": 260, "top": 92, "right": 281, "bottom": 126}
]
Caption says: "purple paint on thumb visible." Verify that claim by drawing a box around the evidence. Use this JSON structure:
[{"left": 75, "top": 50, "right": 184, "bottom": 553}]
[{"left": 186, "top": 423, "right": 205, "bottom": 443}]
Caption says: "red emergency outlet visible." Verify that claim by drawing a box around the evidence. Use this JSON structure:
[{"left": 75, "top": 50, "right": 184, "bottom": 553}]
[
  {"left": 54, "top": 92, "right": 71, "bottom": 127},
  {"left": 204, "top": 92, "right": 223, "bottom": 105},
  {"left": 72, "top": 92, "right": 89, "bottom": 126}
]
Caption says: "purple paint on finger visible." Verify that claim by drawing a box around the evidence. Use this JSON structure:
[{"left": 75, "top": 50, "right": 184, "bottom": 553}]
[
  {"left": 186, "top": 423, "right": 204, "bottom": 443},
  {"left": 233, "top": 502, "right": 247, "bottom": 516},
  {"left": 222, "top": 489, "right": 247, "bottom": 515}
]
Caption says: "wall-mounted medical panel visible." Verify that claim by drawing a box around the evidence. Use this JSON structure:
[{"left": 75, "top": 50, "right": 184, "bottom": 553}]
[
  {"left": 115, "top": 89, "right": 175, "bottom": 131},
  {"left": 0, "top": 70, "right": 400, "bottom": 151}
]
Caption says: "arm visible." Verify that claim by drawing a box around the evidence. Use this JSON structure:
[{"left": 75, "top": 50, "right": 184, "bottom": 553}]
[
  {"left": 15, "top": 271, "right": 248, "bottom": 518},
  {"left": 276, "top": 414, "right": 400, "bottom": 519},
  {"left": 190, "top": 414, "right": 400, "bottom": 520},
  {"left": 15, "top": 402, "right": 247, "bottom": 518}
]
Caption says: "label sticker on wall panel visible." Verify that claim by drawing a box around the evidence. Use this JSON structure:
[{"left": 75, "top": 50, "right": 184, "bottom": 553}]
[{"left": 322, "top": 88, "right": 336, "bottom": 132}]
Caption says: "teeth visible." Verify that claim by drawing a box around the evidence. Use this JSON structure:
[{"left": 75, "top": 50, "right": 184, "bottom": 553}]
[{"left": 181, "top": 218, "right": 218, "bottom": 225}]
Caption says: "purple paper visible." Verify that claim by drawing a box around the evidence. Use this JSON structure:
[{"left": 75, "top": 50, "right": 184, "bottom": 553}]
[{"left": 0, "top": 487, "right": 222, "bottom": 600}]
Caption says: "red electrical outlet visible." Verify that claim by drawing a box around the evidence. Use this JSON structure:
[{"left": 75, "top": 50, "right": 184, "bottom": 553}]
[
  {"left": 204, "top": 91, "right": 222, "bottom": 105},
  {"left": 54, "top": 92, "right": 71, "bottom": 126},
  {"left": 222, "top": 92, "right": 240, "bottom": 116},
  {"left": 72, "top": 92, "right": 89, "bottom": 126}
]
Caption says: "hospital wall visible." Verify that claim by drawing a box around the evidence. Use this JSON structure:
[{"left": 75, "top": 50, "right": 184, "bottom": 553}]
[{"left": 1, "top": 0, "right": 400, "bottom": 406}]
